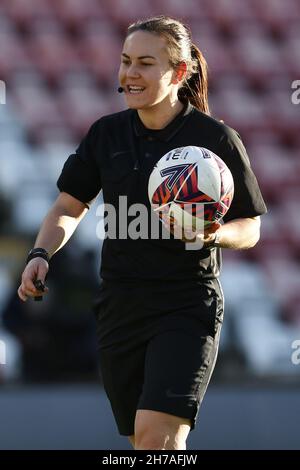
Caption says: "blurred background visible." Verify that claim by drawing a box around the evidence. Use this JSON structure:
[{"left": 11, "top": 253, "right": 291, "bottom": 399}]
[{"left": 0, "top": 0, "right": 300, "bottom": 450}]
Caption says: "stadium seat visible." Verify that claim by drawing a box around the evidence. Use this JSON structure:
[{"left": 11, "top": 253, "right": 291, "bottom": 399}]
[
  {"left": 249, "top": 145, "right": 299, "bottom": 203},
  {"left": 79, "top": 19, "right": 121, "bottom": 39},
  {"left": 232, "top": 33, "right": 283, "bottom": 83},
  {"left": 26, "top": 31, "right": 84, "bottom": 85},
  {"left": 212, "top": 88, "right": 269, "bottom": 135},
  {"left": 276, "top": 198, "right": 300, "bottom": 256},
  {"left": 253, "top": 0, "right": 300, "bottom": 34},
  {"left": 154, "top": 0, "right": 208, "bottom": 21},
  {"left": 58, "top": 85, "right": 111, "bottom": 135},
  {"left": 79, "top": 32, "right": 121, "bottom": 85},
  {"left": 266, "top": 89, "right": 300, "bottom": 138},
  {"left": 193, "top": 35, "right": 235, "bottom": 76},
  {"left": 52, "top": 0, "right": 107, "bottom": 31},
  {"left": 105, "top": 0, "right": 154, "bottom": 26},
  {"left": 205, "top": 0, "right": 258, "bottom": 33},
  {"left": 4, "top": 0, "right": 55, "bottom": 29},
  {"left": 0, "top": 30, "right": 33, "bottom": 80},
  {"left": 282, "top": 35, "right": 300, "bottom": 77},
  {"left": 12, "top": 81, "right": 66, "bottom": 142}
]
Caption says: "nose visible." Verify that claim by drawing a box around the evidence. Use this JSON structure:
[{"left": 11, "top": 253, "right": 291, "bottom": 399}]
[{"left": 127, "top": 64, "right": 141, "bottom": 78}]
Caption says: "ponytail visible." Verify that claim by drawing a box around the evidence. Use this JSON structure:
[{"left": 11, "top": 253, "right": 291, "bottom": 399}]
[{"left": 178, "top": 43, "right": 210, "bottom": 115}]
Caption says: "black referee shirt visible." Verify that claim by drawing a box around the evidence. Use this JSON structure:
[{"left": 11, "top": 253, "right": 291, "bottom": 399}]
[{"left": 57, "top": 101, "right": 267, "bottom": 282}]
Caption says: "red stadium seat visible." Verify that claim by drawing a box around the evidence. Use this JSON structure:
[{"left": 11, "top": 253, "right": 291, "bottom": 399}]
[
  {"left": 265, "top": 89, "right": 300, "bottom": 138},
  {"left": 282, "top": 36, "right": 300, "bottom": 77},
  {"left": 277, "top": 197, "right": 300, "bottom": 256},
  {"left": 192, "top": 35, "right": 235, "bottom": 76},
  {"left": 4, "top": 0, "right": 55, "bottom": 29},
  {"left": 0, "top": 30, "right": 34, "bottom": 80},
  {"left": 51, "top": 0, "right": 107, "bottom": 31},
  {"left": 253, "top": 0, "right": 300, "bottom": 34},
  {"left": 79, "top": 32, "right": 121, "bottom": 86},
  {"left": 232, "top": 33, "right": 284, "bottom": 84},
  {"left": 205, "top": 0, "right": 258, "bottom": 31},
  {"left": 105, "top": 0, "right": 154, "bottom": 27},
  {"left": 211, "top": 88, "right": 269, "bottom": 135},
  {"left": 153, "top": 0, "right": 209, "bottom": 22},
  {"left": 12, "top": 82, "right": 65, "bottom": 141},
  {"left": 26, "top": 31, "right": 84, "bottom": 85},
  {"left": 58, "top": 85, "right": 111, "bottom": 136},
  {"left": 249, "top": 144, "right": 299, "bottom": 204},
  {"left": 79, "top": 19, "right": 121, "bottom": 39}
]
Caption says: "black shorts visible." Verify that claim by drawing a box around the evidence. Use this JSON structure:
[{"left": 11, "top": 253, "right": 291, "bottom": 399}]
[{"left": 93, "top": 278, "right": 224, "bottom": 436}]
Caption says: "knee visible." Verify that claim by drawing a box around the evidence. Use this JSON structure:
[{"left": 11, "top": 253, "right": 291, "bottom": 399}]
[
  {"left": 135, "top": 424, "right": 182, "bottom": 450},
  {"left": 134, "top": 410, "right": 190, "bottom": 450},
  {"left": 135, "top": 428, "right": 168, "bottom": 450}
]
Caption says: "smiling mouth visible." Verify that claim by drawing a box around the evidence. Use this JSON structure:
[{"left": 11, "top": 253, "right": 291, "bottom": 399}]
[{"left": 127, "top": 85, "right": 146, "bottom": 94}]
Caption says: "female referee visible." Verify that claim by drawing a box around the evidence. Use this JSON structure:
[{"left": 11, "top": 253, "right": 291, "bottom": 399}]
[{"left": 18, "top": 16, "right": 267, "bottom": 450}]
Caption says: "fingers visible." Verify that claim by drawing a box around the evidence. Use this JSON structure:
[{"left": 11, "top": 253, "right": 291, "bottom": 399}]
[
  {"left": 18, "top": 280, "right": 49, "bottom": 302},
  {"left": 18, "top": 258, "right": 49, "bottom": 302},
  {"left": 23, "top": 276, "right": 40, "bottom": 293},
  {"left": 18, "top": 284, "right": 28, "bottom": 302},
  {"left": 212, "top": 221, "right": 221, "bottom": 230},
  {"left": 204, "top": 221, "right": 221, "bottom": 236},
  {"left": 161, "top": 214, "right": 222, "bottom": 243},
  {"left": 161, "top": 216, "right": 198, "bottom": 242},
  {"left": 36, "top": 262, "right": 49, "bottom": 284}
]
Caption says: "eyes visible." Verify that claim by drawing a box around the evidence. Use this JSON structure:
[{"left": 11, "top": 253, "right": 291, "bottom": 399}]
[{"left": 121, "top": 60, "right": 153, "bottom": 67}]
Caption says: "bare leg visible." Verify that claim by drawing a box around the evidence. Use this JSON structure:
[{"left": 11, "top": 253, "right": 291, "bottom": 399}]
[
  {"left": 128, "top": 434, "right": 135, "bottom": 449},
  {"left": 134, "top": 410, "right": 191, "bottom": 450}
]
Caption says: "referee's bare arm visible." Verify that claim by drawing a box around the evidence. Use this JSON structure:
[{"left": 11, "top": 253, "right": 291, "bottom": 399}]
[
  {"left": 18, "top": 192, "right": 88, "bottom": 301},
  {"left": 207, "top": 216, "right": 261, "bottom": 250}
]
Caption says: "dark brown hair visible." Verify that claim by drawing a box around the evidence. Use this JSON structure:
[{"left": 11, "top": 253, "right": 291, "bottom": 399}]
[{"left": 126, "top": 15, "right": 210, "bottom": 115}]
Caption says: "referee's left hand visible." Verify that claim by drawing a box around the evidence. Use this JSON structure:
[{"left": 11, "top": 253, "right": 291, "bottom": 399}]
[
  {"left": 197, "top": 221, "right": 221, "bottom": 244},
  {"left": 162, "top": 215, "right": 220, "bottom": 243}
]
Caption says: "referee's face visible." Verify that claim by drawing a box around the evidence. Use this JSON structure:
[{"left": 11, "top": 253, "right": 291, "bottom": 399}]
[{"left": 119, "top": 31, "right": 178, "bottom": 110}]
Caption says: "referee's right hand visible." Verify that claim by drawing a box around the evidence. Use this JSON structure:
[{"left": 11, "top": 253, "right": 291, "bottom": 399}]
[{"left": 18, "top": 258, "right": 49, "bottom": 302}]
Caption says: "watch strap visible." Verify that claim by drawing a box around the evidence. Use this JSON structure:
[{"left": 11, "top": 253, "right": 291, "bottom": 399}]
[{"left": 26, "top": 248, "right": 49, "bottom": 265}]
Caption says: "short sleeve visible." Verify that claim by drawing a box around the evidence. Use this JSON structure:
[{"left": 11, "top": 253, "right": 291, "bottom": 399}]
[
  {"left": 217, "top": 128, "right": 267, "bottom": 223},
  {"left": 57, "top": 121, "right": 102, "bottom": 208}
]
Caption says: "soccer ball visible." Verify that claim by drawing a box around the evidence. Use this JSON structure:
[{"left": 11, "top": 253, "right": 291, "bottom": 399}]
[{"left": 148, "top": 146, "right": 234, "bottom": 233}]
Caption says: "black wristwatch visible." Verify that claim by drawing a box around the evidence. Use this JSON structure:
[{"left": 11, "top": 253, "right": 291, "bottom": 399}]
[{"left": 26, "top": 248, "right": 50, "bottom": 265}]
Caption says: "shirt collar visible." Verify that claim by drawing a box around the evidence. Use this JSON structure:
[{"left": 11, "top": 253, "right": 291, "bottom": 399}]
[{"left": 132, "top": 100, "right": 194, "bottom": 142}]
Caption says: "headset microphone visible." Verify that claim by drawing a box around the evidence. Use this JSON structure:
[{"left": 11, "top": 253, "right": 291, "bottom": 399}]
[{"left": 118, "top": 87, "right": 124, "bottom": 93}]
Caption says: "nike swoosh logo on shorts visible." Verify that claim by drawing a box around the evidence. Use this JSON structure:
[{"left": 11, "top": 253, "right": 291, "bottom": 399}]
[{"left": 166, "top": 389, "right": 197, "bottom": 399}]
